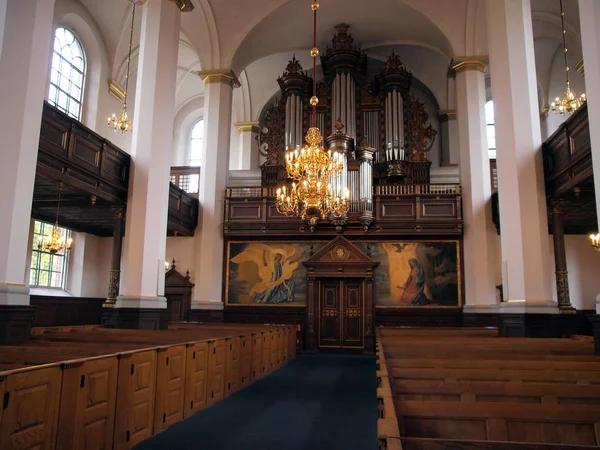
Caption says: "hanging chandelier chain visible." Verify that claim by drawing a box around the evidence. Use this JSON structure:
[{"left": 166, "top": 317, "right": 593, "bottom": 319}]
[
  {"left": 559, "top": 0, "right": 570, "bottom": 87},
  {"left": 124, "top": 4, "right": 136, "bottom": 107},
  {"left": 312, "top": 2, "right": 318, "bottom": 127}
]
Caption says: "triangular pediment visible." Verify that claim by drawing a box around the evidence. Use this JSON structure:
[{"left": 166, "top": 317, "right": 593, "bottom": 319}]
[
  {"left": 305, "top": 236, "right": 377, "bottom": 266},
  {"left": 165, "top": 266, "right": 194, "bottom": 287}
]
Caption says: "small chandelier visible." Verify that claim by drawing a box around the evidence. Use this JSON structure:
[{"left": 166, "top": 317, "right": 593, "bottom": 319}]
[
  {"left": 38, "top": 185, "right": 73, "bottom": 254},
  {"left": 275, "top": 0, "right": 350, "bottom": 225},
  {"left": 590, "top": 233, "right": 600, "bottom": 252},
  {"left": 108, "top": 2, "right": 136, "bottom": 133},
  {"left": 551, "top": 0, "right": 586, "bottom": 116}
]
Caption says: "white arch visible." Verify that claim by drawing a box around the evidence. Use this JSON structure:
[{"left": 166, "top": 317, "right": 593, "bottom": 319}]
[
  {"left": 172, "top": 95, "right": 205, "bottom": 166},
  {"left": 53, "top": 0, "right": 111, "bottom": 132}
]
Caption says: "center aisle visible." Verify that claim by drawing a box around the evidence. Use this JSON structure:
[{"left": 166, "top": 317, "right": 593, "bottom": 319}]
[{"left": 135, "top": 354, "right": 378, "bottom": 450}]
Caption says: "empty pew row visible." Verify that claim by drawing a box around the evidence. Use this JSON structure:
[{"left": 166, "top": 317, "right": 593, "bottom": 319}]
[
  {"left": 376, "top": 330, "right": 402, "bottom": 450},
  {"left": 0, "top": 323, "right": 297, "bottom": 450},
  {"left": 377, "top": 326, "right": 600, "bottom": 449}
]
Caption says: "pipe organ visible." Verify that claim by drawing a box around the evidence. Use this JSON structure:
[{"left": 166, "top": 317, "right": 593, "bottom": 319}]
[{"left": 257, "top": 24, "right": 439, "bottom": 230}]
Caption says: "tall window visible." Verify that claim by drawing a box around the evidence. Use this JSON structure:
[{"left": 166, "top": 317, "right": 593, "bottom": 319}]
[
  {"left": 485, "top": 100, "right": 496, "bottom": 159},
  {"left": 49, "top": 28, "right": 86, "bottom": 120},
  {"left": 30, "top": 220, "right": 70, "bottom": 289},
  {"left": 189, "top": 119, "right": 204, "bottom": 166}
]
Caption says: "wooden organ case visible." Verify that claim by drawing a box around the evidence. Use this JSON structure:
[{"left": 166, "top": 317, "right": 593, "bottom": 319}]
[{"left": 223, "top": 25, "right": 463, "bottom": 351}]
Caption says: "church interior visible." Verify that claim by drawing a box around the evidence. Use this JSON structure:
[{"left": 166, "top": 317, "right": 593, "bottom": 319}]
[{"left": 2, "top": 0, "right": 600, "bottom": 448}]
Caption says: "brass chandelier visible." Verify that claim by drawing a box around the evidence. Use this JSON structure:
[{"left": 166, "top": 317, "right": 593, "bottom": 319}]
[
  {"left": 108, "top": 2, "right": 136, "bottom": 133},
  {"left": 38, "top": 185, "right": 73, "bottom": 254},
  {"left": 275, "top": 0, "right": 349, "bottom": 224},
  {"left": 551, "top": 0, "right": 586, "bottom": 116}
]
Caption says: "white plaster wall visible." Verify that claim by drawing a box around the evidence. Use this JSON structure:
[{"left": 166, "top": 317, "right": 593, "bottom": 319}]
[
  {"left": 66, "top": 233, "right": 112, "bottom": 298},
  {"left": 494, "top": 232, "right": 600, "bottom": 309},
  {"left": 165, "top": 236, "right": 196, "bottom": 280}
]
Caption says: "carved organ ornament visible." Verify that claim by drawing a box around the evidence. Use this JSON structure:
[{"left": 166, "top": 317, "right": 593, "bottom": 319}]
[{"left": 257, "top": 24, "right": 437, "bottom": 227}]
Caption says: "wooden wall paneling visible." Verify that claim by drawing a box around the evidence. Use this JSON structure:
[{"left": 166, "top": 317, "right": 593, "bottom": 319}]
[
  {"left": 113, "top": 349, "right": 158, "bottom": 450},
  {"left": 276, "top": 329, "right": 284, "bottom": 367},
  {"left": 206, "top": 339, "right": 225, "bottom": 407},
  {"left": 251, "top": 333, "right": 263, "bottom": 382},
  {"left": 270, "top": 330, "right": 279, "bottom": 371},
  {"left": 262, "top": 331, "right": 272, "bottom": 376},
  {"left": 154, "top": 345, "right": 187, "bottom": 433},
  {"left": 281, "top": 328, "right": 289, "bottom": 364},
  {"left": 225, "top": 337, "right": 241, "bottom": 397},
  {"left": 0, "top": 374, "right": 5, "bottom": 439},
  {"left": 0, "top": 366, "right": 63, "bottom": 450},
  {"left": 57, "top": 356, "right": 119, "bottom": 450},
  {"left": 239, "top": 334, "right": 252, "bottom": 389},
  {"left": 184, "top": 341, "right": 208, "bottom": 419}
]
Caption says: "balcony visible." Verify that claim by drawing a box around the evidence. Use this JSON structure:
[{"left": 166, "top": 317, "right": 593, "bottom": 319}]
[
  {"left": 32, "top": 102, "right": 199, "bottom": 236},
  {"left": 223, "top": 184, "right": 462, "bottom": 237},
  {"left": 491, "top": 104, "right": 596, "bottom": 235}
]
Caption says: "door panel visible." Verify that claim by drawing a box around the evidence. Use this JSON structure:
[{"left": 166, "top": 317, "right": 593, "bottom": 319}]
[
  {"left": 342, "top": 280, "right": 363, "bottom": 348},
  {"left": 318, "top": 279, "right": 364, "bottom": 350},
  {"left": 319, "top": 280, "right": 341, "bottom": 348}
]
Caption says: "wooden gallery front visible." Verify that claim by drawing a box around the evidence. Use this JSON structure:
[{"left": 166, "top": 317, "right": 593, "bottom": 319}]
[{"left": 211, "top": 28, "right": 463, "bottom": 353}]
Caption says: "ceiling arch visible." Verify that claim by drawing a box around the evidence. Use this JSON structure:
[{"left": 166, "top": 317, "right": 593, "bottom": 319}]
[{"left": 229, "top": 0, "right": 455, "bottom": 74}]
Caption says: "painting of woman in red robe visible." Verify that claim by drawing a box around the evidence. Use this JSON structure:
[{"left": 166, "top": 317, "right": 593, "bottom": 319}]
[{"left": 398, "top": 258, "right": 430, "bottom": 305}]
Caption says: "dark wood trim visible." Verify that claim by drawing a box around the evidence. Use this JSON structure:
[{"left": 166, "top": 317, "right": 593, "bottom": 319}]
[
  {"left": 30, "top": 295, "right": 104, "bottom": 327},
  {"left": 189, "top": 309, "right": 224, "bottom": 323},
  {"left": 498, "top": 313, "right": 579, "bottom": 338},
  {"left": 0, "top": 305, "right": 36, "bottom": 345},
  {"left": 101, "top": 308, "right": 169, "bottom": 330},
  {"left": 376, "top": 307, "right": 463, "bottom": 327},
  {"left": 588, "top": 314, "right": 600, "bottom": 355}
]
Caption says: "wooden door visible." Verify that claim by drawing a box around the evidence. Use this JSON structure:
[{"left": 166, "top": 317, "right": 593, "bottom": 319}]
[
  {"left": 318, "top": 278, "right": 364, "bottom": 350},
  {"left": 319, "top": 279, "right": 342, "bottom": 348}
]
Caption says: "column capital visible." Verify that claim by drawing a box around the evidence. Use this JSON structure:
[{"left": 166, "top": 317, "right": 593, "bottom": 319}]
[
  {"left": 449, "top": 56, "right": 489, "bottom": 76},
  {"left": 166, "top": 0, "right": 194, "bottom": 12},
  {"left": 234, "top": 121, "right": 260, "bottom": 133},
  {"left": 438, "top": 109, "right": 457, "bottom": 122},
  {"left": 197, "top": 69, "right": 240, "bottom": 87},
  {"left": 550, "top": 198, "right": 566, "bottom": 215}
]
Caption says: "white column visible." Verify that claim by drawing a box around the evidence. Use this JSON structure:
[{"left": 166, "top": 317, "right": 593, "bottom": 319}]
[
  {"left": 579, "top": 0, "right": 600, "bottom": 313},
  {"left": 234, "top": 122, "right": 259, "bottom": 170},
  {"left": 117, "top": 0, "right": 180, "bottom": 308},
  {"left": 0, "top": 0, "right": 7, "bottom": 56},
  {"left": 486, "top": 0, "right": 556, "bottom": 312},
  {"left": 0, "top": 0, "right": 55, "bottom": 305},
  {"left": 193, "top": 71, "right": 236, "bottom": 311},
  {"left": 453, "top": 59, "right": 497, "bottom": 312}
]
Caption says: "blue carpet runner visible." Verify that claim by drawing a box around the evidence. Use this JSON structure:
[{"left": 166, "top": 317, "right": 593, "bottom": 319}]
[{"left": 135, "top": 354, "right": 378, "bottom": 450}]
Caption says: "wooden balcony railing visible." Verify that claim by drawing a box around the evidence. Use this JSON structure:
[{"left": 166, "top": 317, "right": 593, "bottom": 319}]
[
  {"left": 542, "top": 104, "right": 591, "bottom": 197},
  {"left": 223, "top": 184, "right": 462, "bottom": 237}
]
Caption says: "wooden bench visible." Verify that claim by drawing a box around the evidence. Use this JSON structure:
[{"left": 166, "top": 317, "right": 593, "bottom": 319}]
[
  {"left": 378, "top": 326, "right": 600, "bottom": 449},
  {"left": 0, "top": 323, "right": 297, "bottom": 450}
]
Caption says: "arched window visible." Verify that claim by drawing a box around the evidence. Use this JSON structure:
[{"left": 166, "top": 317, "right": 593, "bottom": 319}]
[
  {"left": 189, "top": 119, "right": 204, "bottom": 166},
  {"left": 48, "top": 28, "right": 86, "bottom": 120},
  {"left": 485, "top": 100, "right": 496, "bottom": 159}
]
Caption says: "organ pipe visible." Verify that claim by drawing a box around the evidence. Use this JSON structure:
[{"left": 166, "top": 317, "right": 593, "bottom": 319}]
[
  {"left": 284, "top": 94, "right": 303, "bottom": 150},
  {"left": 385, "top": 89, "right": 405, "bottom": 161},
  {"left": 331, "top": 73, "right": 356, "bottom": 142}
]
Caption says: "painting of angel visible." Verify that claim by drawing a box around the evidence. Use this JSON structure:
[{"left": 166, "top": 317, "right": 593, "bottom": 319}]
[
  {"left": 357, "top": 241, "right": 460, "bottom": 307},
  {"left": 226, "top": 242, "right": 320, "bottom": 305}
]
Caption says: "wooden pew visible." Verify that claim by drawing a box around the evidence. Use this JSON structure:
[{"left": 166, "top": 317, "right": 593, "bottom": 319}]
[
  {"left": 0, "top": 323, "right": 297, "bottom": 450},
  {"left": 378, "top": 326, "right": 600, "bottom": 449}
]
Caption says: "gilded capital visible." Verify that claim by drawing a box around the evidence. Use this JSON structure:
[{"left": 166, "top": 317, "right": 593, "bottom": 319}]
[
  {"left": 234, "top": 121, "right": 260, "bottom": 133},
  {"left": 197, "top": 69, "right": 240, "bottom": 87},
  {"left": 449, "top": 56, "right": 489, "bottom": 76}
]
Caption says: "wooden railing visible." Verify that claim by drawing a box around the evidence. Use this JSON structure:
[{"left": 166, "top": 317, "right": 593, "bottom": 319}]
[
  {"left": 223, "top": 184, "right": 462, "bottom": 237},
  {"left": 38, "top": 102, "right": 130, "bottom": 205},
  {"left": 168, "top": 182, "right": 199, "bottom": 237},
  {"left": 542, "top": 104, "right": 591, "bottom": 197}
]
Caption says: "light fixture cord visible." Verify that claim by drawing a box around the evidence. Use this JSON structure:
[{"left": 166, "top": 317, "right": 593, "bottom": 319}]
[
  {"left": 559, "top": 0, "right": 570, "bottom": 88},
  {"left": 312, "top": 1, "right": 317, "bottom": 128},
  {"left": 124, "top": 4, "right": 136, "bottom": 107}
]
